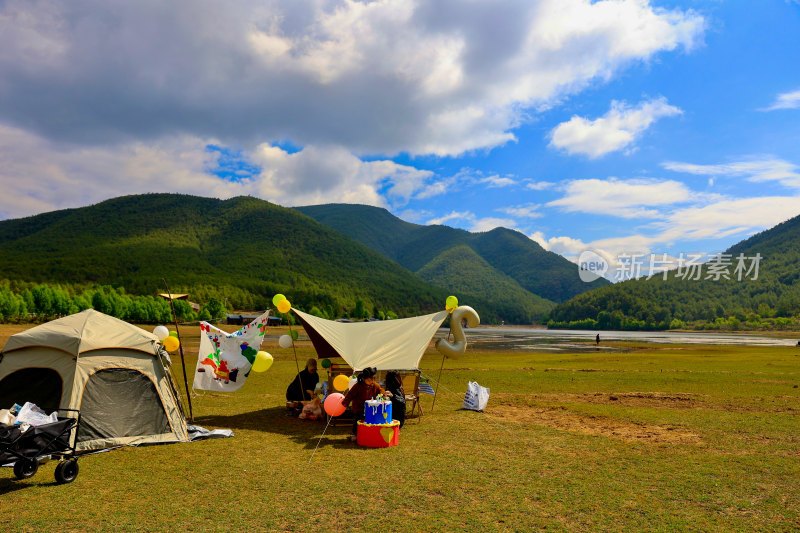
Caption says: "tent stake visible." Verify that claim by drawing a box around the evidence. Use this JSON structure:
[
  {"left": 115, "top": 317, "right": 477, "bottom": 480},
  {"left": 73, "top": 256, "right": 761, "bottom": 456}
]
[
  {"left": 430, "top": 352, "right": 446, "bottom": 414},
  {"left": 162, "top": 278, "right": 194, "bottom": 422}
]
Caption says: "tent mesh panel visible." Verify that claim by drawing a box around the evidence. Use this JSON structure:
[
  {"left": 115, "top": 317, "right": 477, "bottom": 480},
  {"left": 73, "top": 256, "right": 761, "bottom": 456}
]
[{"left": 77, "top": 368, "right": 170, "bottom": 442}]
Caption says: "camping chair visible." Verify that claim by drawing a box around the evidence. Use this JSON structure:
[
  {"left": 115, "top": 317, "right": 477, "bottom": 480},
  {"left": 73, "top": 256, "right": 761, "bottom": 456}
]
[{"left": 401, "top": 371, "right": 422, "bottom": 420}]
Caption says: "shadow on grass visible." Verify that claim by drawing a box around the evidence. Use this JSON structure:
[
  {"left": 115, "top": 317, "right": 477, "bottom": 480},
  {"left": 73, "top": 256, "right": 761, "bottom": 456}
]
[
  {"left": 193, "top": 406, "right": 417, "bottom": 451},
  {"left": 194, "top": 406, "right": 355, "bottom": 450},
  {"left": 0, "top": 475, "right": 60, "bottom": 495}
]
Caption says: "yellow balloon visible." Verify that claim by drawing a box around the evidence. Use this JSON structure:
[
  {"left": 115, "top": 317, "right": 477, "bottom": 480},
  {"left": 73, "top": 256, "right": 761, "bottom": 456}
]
[
  {"left": 252, "top": 351, "right": 274, "bottom": 372},
  {"left": 277, "top": 299, "right": 291, "bottom": 314},
  {"left": 333, "top": 374, "right": 350, "bottom": 392},
  {"left": 446, "top": 295, "right": 458, "bottom": 310},
  {"left": 163, "top": 336, "right": 180, "bottom": 352}
]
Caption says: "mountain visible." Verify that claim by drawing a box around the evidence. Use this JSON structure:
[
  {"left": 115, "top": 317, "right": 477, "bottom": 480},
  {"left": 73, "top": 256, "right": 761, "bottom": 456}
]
[
  {"left": 548, "top": 213, "right": 800, "bottom": 328},
  {"left": 0, "top": 194, "right": 451, "bottom": 317},
  {"left": 0, "top": 193, "right": 548, "bottom": 322},
  {"left": 295, "top": 204, "right": 607, "bottom": 308}
]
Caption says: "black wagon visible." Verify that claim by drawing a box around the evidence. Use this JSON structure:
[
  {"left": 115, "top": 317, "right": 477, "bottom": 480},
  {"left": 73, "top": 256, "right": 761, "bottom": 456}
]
[{"left": 0, "top": 408, "right": 81, "bottom": 484}]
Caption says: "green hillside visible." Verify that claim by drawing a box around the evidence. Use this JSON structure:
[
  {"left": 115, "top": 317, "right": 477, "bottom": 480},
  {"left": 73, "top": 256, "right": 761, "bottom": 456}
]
[
  {"left": 296, "top": 204, "right": 607, "bottom": 303},
  {"left": 416, "top": 245, "right": 555, "bottom": 322},
  {"left": 549, "top": 213, "right": 800, "bottom": 330},
  {"left": 0, "top": 194, "right": 452, "bottom": 317}
]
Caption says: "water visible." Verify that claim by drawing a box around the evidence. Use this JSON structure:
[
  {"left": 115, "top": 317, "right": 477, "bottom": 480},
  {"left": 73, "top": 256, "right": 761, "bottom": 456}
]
[{"left": 434, "top": 328, "right": 800, "bottom": 353}]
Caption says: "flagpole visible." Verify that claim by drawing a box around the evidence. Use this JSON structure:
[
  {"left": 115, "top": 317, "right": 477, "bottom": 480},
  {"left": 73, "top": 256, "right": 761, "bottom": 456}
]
[{"left": 162, "top": 279, "right": 194, "bottom": 422}]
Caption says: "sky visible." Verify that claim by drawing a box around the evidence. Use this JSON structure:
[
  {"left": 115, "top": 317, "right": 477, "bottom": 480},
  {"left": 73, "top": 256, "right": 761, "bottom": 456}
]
[{"left": 1, "top": 0, "right": 799, "bottom": 278}]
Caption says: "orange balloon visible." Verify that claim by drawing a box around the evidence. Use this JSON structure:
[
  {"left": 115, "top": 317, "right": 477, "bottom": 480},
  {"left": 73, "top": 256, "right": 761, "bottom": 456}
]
[{"left": 277, "top": 299, "right": 291, "bottom": 313}]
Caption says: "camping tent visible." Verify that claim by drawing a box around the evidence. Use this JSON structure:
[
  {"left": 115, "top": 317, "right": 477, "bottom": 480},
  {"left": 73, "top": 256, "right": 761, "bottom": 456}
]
[
  {"left": 292, "top": 308, "right": 449, "bottom": 371},
  {"left": 0, "top": 309, "right": 188, "bottom": 451}
]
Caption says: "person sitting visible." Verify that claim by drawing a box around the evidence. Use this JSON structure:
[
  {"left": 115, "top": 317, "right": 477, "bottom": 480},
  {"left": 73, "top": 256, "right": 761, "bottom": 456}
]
[
  {"left": 340, "top": 367, "right": 390, "bottom": 441},
  {"left": 285, "top": 358, "right": 320, "bottom": 408},
  {"left": 384, "top": 371, "right": 406, "bottom": 428}
]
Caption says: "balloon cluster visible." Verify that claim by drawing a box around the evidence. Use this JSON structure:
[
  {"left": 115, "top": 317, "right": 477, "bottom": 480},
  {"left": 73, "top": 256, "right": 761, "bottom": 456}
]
[
  {"left": 153, "top": 325, "right": 180, "bottom": 352},
  {"left": 273, "top": 294, "right": 291, "bottom": 314},
  {"left": 446, "top": 295, "right": 458, "bottom": 313}
]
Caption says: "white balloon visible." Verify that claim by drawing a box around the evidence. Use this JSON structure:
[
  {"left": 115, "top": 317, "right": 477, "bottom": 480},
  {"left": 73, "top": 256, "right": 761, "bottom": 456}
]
[
  {"left": 348, "top": 378, "right": 357, "bottom": 390},
  {"left": 278, "top": 334, "right": 293, "bottom": 348},
  {"left": 153, "top": 325, "right": 170, "bottom": 341}
]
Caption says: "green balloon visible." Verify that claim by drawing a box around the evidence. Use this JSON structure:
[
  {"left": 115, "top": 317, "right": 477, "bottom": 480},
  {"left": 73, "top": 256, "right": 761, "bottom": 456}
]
[
  {"left": 169, "top": 331, "right": 179, "bottom": 338},
  {"left": 446, "top": 295, "right": 458, "bottom": 309},
  {"left": 321, "top": 358, "right": 331, "bottom": 369},
  {"left": 289, "top": 330, "right": 299, "bottom": 341},
  {"left": 272, "top": 293, "right": 286, "bottom": 306}
]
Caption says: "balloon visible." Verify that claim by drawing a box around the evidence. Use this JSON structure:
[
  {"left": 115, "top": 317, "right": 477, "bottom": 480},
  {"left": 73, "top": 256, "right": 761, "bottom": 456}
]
[
  {"left": 436, "top": 305, "right": 480, "bottom": 359},
  {"left": 289, "top": 329, "right": 299, "bottom": 341},
  {"left": 277, "top": 299, "right": 291, "bottom": 314},
  {"left": 162, "top": 336, "right": 180, "bottom": 352},
  {"left": 153, "top": 325, "right": 169, "bottom": 341},
  {"left": 333, "top": 374, "right": 350, "bottom": 392},
  {"left": 446, "top": 295, "right": 458, "bottom": 310},
  {"left": 348, "top": 378, "right": 357, "bottom": 390},
  {"left": 278, "top": 335, "right": 293, "bottom": 348},
  {"left": 169, "top": 331, "right": 179, "bottom": 338},
  {"left": 321, "top": 358, "right": 331, "bottom": 369},
  {"left": 324, "top": 393, "right": 346, "bottom": 416},
  {"left": 272, "top": 294, "right": 286, "bottom": 306},
  {"left": 252, "top": 351, "right": 274, "bottom": 372}
]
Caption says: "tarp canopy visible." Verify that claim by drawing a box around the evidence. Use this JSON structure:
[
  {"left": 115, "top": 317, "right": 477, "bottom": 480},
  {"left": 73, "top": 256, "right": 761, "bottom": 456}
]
[
  {"left": 292, "top": 308, "right": 448, "bottom": 371},
  {"left": 2, "top": 309, "right": 159, "bottom": 356}
]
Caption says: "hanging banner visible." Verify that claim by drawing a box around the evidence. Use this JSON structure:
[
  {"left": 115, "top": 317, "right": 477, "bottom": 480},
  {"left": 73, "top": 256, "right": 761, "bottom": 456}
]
[{"left": 192, "top": 311, "right": 270, "bottom": 392}]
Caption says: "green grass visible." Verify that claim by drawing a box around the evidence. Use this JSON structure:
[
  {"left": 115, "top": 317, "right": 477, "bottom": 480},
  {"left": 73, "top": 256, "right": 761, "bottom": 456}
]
[{"left": 1, "top": 327, "right": 798, "bottom": 531}]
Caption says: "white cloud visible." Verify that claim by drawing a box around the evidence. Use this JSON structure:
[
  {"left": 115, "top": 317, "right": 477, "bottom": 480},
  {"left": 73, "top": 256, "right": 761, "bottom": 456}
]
[
  {"left": 549, "top": 97, "right": 682, "bottom": 158},
  {"left": 0, "top": 0, "right": 704, "bottom": 157},
  {"left": 761, "top": 88, "right": 800, "bottom": 111},
  {"left": 0, "top": 124, "right": 435, "bottom": 219},
  {"left": 547, "top": 177, "right": 691, "bottom": 218},
  {"left": 470, "top": 217, "right": 518, "bottom": 232},
  {"left": 499, "top": 204, "right": 542, "bottom": 218},
  {"left": 426, "top": 210, "right": 517, "bottom": 232},
  {"left": 526, "top": 181, "right": 555, "bottom": 191},
  {"left": 663, "top": 158, "right": 800, "bottom": 189},
  {"left": 478, "top": 175, "right": 517, "bottom": 188}
]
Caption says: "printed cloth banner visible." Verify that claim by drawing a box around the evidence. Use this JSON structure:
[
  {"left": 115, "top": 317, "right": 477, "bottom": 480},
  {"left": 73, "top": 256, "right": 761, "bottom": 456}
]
[{"left": 192, "top": 311, "right": 270, "bottom": 392}]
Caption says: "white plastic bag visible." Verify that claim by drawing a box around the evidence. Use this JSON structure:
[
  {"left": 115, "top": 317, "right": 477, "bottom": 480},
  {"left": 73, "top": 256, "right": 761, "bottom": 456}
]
[
  {"left": 462, "top": 381, "right": 490, "bottom": 411},
  {"left": 16, "top": 402, "right": 57, "bottom": 426}
]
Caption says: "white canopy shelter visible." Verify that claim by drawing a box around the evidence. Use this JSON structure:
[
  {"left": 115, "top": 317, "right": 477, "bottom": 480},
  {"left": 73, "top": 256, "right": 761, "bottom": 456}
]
[{"left": 292, "top": 308, "right": 449, "bottom": 371}]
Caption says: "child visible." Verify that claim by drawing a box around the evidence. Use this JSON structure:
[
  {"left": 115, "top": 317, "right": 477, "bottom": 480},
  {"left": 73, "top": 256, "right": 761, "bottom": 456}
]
[
  {"left": 340, "top": 367, "right": 391, "bottom": 441},
  {"left": 384, "top": 371, "right": 406, "bottom": 428}
]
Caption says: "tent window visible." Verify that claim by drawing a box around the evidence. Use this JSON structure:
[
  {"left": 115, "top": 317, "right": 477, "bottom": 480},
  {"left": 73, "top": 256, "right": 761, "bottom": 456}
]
[
  {"left": 0, "top": 368, "right": 63, "bottom": 409},
  {"left": 77, "top": 368, "right": 170, "bottom": 443}
]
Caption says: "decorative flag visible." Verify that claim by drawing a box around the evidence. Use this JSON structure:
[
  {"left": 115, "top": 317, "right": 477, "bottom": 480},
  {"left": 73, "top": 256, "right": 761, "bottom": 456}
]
[{"left": 192, "top": 311, "right": 270, "bottom": 392}]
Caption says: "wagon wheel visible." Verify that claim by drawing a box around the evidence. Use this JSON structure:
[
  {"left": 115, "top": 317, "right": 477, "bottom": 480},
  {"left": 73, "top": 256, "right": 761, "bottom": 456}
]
[
  {"left": 54, "top": 458, "right": 79, "bottom": 484},
  {"left": 13, "top": 458, "right": 39, "bottom": 480}
]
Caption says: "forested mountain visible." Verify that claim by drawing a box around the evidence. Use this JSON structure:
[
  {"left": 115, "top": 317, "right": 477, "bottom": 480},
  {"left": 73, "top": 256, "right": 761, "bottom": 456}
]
[
  {"left": 548, "top": 213, "right": 800, "bottom": 330},
  {"left": 0, "top": 194, "right": 547, "bottom": 323},
  {"left": 296, "top": 203, "right": 607, "bottom": 305}
]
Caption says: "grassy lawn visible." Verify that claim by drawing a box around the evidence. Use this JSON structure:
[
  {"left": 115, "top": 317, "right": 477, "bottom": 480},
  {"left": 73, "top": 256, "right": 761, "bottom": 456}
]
[{"left": 1, "top": 324, "right": 798, "bottom": 531}]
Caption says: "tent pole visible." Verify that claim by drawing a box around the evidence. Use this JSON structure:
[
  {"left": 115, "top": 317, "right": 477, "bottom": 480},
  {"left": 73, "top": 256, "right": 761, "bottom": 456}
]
[
  {"left": 287, "top": 310, "right": 307, "bottom": 402},
  {"left": 430, "top": 352, "right": 446, "bottom": 414},
  {"left": 163, "top": 278, "right": 194, "bottom": 422}
]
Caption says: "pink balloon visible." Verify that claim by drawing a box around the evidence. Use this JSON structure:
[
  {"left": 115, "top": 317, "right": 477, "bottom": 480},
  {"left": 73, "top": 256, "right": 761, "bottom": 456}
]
[{"left": 324, "top": 393, "right": 346, "bottom": 416}]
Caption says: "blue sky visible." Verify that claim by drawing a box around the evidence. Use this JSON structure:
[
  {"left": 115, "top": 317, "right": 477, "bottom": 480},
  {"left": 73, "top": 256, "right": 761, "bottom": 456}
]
[{"left": 0, "top": 1, "right": 798, "bottom": 273}]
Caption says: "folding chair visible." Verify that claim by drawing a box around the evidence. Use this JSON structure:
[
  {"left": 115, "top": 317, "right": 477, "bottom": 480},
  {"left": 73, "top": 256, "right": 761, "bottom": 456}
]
[{"left": 401, "top": 371, "right": 422, "bottom": 420}]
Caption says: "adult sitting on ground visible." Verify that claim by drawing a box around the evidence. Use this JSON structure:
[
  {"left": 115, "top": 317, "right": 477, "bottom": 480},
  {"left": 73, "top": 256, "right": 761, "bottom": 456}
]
[{"left": 286, "top": 358, "right": 320, "bottom": 405}]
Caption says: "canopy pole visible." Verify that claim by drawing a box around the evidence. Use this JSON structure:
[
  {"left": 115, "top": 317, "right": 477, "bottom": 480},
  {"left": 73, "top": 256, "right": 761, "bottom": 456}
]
[
  {"left": 162, "top": 278, "right": 194, "bottom": 422},
  {"left": 287, "top": 309, "right": 308, "bottom": 402},
  {"left": 430, "top": 352, "right": 446, "bottom": 414}
]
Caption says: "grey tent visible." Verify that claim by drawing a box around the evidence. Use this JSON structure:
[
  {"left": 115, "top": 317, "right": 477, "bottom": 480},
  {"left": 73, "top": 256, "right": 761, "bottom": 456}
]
[{"left": 0, "top": 310, "right": 188, "bottom": 451}]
